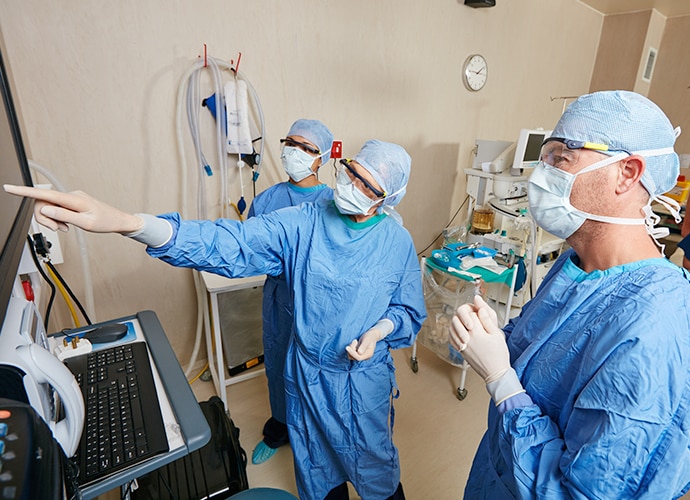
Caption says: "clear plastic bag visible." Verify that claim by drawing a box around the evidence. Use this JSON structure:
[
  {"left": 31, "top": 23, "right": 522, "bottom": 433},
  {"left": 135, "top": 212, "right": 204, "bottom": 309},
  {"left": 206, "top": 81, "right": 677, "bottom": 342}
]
[{"left": 417, "top": 260, "right": 482, "bottom": 366}]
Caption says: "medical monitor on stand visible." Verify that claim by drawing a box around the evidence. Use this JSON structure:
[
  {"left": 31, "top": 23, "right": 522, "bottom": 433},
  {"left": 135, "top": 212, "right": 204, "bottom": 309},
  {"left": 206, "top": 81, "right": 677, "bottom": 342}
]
[
  {"left": 0, "top": 48, "right": 34, "bottom": 328},
  {"left": 510, "top": 128, "right": 551, "bottom": 174}
]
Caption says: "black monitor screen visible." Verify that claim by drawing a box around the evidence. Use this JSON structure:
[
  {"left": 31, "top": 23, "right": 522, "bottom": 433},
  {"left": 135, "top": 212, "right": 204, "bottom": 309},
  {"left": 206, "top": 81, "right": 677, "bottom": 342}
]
[
  {"left": 524, "top": 133, "right": 546, "bottom": 162},
  {"left": 0, "top": 48, "right": 34, "bottom": 323}
]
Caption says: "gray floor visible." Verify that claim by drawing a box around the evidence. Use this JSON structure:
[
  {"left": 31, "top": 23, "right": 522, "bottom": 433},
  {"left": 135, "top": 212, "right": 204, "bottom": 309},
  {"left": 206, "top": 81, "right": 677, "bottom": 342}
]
[{"left": 190, "top": 345, "right": 489, "bottom": 499}]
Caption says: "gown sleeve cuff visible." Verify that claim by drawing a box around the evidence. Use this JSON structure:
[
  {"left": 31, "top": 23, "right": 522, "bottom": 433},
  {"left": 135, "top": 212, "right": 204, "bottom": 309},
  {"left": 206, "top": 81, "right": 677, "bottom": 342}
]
[
  {"left": 486, "top": 368, "right": 526, "bottom": 406},
  {"left": 496, "top": 392, "right": 534, "bottom": 414},
  {"left": 374, "top": 319, "right": 395, "bottom": 339},
  {"left": 123, "top": 213, "right": 173, "bottom": 248}
]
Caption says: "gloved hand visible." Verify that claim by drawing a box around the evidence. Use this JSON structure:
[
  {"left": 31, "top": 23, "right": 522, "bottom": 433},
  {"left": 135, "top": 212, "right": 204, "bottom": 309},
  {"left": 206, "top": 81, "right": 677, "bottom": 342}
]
[
  {"left": 3, "top": 185, "right": 144, "bottom": 234},
  {"left": 346, "top": 319, "right": 394, "bottom": 362},
  {"left": 449, "top": 295, "right": 510, "bottom": 383}
]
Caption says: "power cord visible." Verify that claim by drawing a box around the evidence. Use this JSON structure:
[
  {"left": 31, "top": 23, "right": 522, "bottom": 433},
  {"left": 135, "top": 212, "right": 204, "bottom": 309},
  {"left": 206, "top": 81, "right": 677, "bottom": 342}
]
[
  {"left": 26, "top": 234, "right": 56, "bottom": 330},
  {"left": 417, "top": 195, "right": 470, "bottom": 257},
  {"left": 44, "top": 260, "right": 92, "bottom": 326},
  {"left": 28, "top": 233, "right": 93, "bottom": 327}
]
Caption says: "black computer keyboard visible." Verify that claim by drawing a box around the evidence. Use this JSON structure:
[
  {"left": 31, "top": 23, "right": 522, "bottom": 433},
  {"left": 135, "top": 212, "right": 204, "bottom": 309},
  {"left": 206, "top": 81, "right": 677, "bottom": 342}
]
[{"left": 64, "top": 341, "right": 169, "bottom": 486}]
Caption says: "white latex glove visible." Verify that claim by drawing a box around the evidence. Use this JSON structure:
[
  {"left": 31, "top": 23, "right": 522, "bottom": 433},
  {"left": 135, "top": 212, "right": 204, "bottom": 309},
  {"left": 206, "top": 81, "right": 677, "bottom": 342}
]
[
  {"left": 3, "top": 185, "right": 143, "bottom": 234},
  {"left": 449, "top": 295, "right": 510, "bottom": 383},
  {"left": 346, "top": 319, "right": 394, "bottom": 362}
]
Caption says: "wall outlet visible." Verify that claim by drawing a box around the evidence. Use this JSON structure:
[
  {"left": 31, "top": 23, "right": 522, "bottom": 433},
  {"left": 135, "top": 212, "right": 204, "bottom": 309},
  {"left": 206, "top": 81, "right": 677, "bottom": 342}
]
[{"left": 32, "top": 184, "right": 64, "bottom": 264}]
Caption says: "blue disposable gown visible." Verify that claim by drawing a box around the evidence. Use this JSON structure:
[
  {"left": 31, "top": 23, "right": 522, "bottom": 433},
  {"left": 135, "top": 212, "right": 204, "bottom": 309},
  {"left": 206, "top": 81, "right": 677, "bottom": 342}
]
[
  {"left": 247, "top": 181, "right": 333, "bottom": 426},
  {"left": 146, "top": 200, "right": 426, "bottom": 500},
  {"left": 465, "top": 249, "right": 690, "bottom": 499}
]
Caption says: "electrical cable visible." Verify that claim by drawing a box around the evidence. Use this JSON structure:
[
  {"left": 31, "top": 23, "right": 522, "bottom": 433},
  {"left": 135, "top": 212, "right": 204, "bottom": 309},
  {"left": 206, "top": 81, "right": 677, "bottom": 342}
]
[
  {"left": 417, "top": 194, "right": 470, "bottom": 257},
  {"left": 44, "top": 260, "right": 92, "bottom": 326},
  {"left": 230, "top": 202, "right": 244, "bottom": 221},
  {"left": 44, "top": 264, "right": 81, "bottom": 328},
  {"left": 26, "top": 235, "right": 56, "bottom": 329},
  {"left": 187, "top": 362, "right": 209, "bottom": 385}
]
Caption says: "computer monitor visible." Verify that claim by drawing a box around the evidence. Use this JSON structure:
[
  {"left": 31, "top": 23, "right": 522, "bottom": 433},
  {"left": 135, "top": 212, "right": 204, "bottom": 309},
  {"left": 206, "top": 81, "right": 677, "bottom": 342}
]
[
  {"left": 510, "top": 128, "right": 551, "bottom": 172},
  {"left": 0, "top": 47, "right": 34, "bottom": 326}
]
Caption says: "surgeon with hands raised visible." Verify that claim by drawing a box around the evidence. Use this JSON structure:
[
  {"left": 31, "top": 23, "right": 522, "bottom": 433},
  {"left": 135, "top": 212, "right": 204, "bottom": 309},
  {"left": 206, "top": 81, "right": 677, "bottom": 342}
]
[
  {"left": 447, "top": 91, "right": 690, "bottom": 499},
  {"left": 449, "top": 295, "right": 524, "bottom": 407}
]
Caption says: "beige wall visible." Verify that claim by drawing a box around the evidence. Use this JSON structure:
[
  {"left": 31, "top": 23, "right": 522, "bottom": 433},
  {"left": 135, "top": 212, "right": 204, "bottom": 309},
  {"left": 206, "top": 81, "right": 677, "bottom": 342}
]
[
  {"left": 0, "top": 0, "right": 602, "bottom": 363},
  {"left": 649, "top": 14, "right": 690, "bottom": 153},
  {"left": 590, "top": 10, "right": 651, "bottom": 91},
  {"left": 590, "top": 9, "right": 690, "bottom": 153}
]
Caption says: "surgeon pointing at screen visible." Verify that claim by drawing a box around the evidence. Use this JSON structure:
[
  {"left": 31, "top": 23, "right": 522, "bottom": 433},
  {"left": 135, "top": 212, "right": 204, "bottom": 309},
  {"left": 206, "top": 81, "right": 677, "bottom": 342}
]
[{"left": 5, "top": 139, "right": 425, "bottom": 500}]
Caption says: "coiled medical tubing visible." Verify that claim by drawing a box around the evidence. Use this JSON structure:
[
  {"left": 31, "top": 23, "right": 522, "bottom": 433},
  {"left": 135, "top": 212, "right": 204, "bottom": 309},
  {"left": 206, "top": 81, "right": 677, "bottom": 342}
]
[{"left": 175, "top": 52, "right": 267, "bottom": 377}]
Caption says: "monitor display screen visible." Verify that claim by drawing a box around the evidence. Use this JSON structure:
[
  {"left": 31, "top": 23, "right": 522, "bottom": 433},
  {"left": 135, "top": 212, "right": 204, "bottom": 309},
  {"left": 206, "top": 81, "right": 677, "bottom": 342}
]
[
  {"left": 0, "top": 48, "right": 34, "bottom": 324},
  {"left": 523, "top": 133, "right": 546, "bottom": 162},
  {"left": 511, "top": 128, "right": 552, "bottom": 172}
]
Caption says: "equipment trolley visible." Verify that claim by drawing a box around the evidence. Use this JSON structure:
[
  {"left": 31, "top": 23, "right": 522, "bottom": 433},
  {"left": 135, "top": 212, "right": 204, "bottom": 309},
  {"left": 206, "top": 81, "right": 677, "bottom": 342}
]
[{"left": 412, "top": 256, "right": 518, "bottom": 400}]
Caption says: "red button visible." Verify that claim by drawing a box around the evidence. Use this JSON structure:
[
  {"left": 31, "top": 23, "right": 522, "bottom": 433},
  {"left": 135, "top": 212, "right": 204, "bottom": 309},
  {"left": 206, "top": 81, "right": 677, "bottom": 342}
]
[{"left": 0, "top": 410, "right": 11, "bottom": 419}]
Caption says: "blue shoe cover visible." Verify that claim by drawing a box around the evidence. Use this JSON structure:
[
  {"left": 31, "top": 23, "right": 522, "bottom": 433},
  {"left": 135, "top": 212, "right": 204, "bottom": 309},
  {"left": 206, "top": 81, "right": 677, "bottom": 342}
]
[{"left": 252, "top": 440, "right": 277, "bottom": 464}]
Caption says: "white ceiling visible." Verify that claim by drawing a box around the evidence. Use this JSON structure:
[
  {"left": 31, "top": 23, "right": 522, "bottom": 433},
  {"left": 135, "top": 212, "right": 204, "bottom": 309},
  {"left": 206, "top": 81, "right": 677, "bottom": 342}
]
[{"left": 581, "top": 0, "right": 690, "bottom": 17}]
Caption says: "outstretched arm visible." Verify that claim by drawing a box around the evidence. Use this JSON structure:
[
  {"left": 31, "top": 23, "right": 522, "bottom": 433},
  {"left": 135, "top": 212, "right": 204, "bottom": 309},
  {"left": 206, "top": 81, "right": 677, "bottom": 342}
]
[{"left": 3, "top": 184, "right": 143, "bottom": 234}]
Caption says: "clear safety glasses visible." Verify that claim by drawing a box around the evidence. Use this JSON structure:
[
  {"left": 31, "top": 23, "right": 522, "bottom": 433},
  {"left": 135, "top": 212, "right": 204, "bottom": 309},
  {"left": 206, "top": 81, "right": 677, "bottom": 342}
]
[
  {"left": 540, "top": 138, "right": 614, "bottom": 171},
  {"left": 280, "top": 137, "right": 320, "bottom": 156},
  {"left": 339, "top": 159, "right": 386, "bottom": 199}
]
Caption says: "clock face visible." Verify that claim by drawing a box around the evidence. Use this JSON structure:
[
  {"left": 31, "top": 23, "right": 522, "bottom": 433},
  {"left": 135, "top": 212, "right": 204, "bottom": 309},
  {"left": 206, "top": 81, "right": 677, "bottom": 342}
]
[{"left": 463, "top": 54, "right": 488, "bottom": 91}]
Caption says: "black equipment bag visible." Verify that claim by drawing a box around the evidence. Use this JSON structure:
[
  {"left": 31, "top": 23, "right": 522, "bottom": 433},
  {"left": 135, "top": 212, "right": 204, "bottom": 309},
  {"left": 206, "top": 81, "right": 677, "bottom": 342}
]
[{"left": 131, "top": 396, "right": 249, "bottom": 499}]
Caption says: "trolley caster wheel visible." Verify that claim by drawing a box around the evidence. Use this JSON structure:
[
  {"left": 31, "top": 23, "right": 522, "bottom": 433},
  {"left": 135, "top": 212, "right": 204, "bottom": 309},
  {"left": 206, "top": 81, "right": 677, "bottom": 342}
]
[
  {"left": 410, "top": 357, "right": 418, "bottom": 373},
  {"left": 456, "top": 388, "right": 468, "bottom": 401},
  {"left": 200, "top": 369, "right": 212, "bottom": 382}
]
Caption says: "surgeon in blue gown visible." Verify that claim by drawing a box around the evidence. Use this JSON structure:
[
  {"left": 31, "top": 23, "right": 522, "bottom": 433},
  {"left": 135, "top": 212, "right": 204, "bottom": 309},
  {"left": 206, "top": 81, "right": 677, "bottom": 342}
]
[
  {"left": 247, "top": 118, "right": 334, "bottom": 465},
  {"left": 5, "top": 139, "right": 426, "bottom": 500},
  {"left": 449, "top": 91, "right": 690, "bottom": 499}
]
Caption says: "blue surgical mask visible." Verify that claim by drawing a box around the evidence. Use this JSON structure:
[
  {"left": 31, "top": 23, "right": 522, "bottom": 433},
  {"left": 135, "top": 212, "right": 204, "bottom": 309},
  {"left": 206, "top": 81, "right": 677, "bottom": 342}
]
[
  {"left": 281, "top": 146, "right": 319, "bottom": 182},
  {"left": 334, "top": 168, "right": 381, "bottom": 215},
  {"left": 527, "top": 153, "right": 645, "bottom": 239}
]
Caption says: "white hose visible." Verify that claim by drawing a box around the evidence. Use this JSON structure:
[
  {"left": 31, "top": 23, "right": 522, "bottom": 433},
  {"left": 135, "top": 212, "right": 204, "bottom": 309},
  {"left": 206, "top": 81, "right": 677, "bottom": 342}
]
[
  {"left": 175, "top": 59, "right": 208, "bottom": 376},
  {"left": 175, "top": 54, "right": 267, "bottom": 377},
  {"left": 27, "top": 160, "right": 97, "bottom": 323}
]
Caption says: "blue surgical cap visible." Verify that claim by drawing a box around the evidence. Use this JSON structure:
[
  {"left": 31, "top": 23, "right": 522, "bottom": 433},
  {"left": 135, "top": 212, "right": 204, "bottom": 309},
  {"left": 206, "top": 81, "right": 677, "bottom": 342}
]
[
  {"left": 353, "top": 140, "right": 411, "bottom": 207},
  {"left": 552, "top": 90, "right": 680, "bottom": 196},
  {"left": 287, "top": 119, "right": 334, "bottom": 163}
]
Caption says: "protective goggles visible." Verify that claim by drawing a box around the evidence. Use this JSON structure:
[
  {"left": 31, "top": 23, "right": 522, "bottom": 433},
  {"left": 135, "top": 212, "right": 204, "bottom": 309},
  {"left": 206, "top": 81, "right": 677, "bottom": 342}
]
[
  {"left": 339, "top": 159, "right": 386, "bottom": 199},
  {"left": 540, "top": 137, "right": 618, "bottom": 170},
  {"left": 280, "top": 137, "right": 320, "bottom": 156}
]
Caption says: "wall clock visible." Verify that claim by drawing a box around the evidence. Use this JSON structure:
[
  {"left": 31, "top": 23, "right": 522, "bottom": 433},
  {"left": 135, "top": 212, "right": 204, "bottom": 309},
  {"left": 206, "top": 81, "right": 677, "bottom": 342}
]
[{"left": 463, "top": 54, "right": 488, "bottom": 92}]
